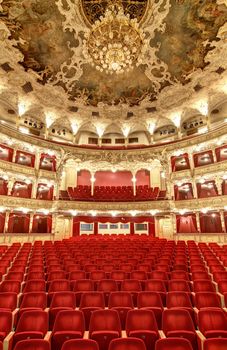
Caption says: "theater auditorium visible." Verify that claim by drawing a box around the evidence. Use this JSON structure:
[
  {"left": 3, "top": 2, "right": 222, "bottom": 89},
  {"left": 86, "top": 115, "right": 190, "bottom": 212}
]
[{"left": 0, "top": 0, "right": 226, "bottom": 349}]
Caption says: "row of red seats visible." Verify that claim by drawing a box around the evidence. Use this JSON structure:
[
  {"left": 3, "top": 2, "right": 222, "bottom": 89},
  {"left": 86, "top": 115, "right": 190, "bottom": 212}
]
[{"left": 63, "top": 185, "right": 165, "bottom": 201}]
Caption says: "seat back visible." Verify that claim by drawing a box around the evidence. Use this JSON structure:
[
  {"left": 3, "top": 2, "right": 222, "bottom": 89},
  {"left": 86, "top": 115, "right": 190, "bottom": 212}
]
[
  {"left": 166, "top": 292, "right": 192, "bottom": 308},
  {"left": 14, "top": 340, "right": 50, "bottom": 350},
  {"left": 109, "top": 338, "right": 146, "bottom": 350},
  {"left": 61, "top": 339, "right": 99, "bottom": 350},
  {"left": 108, "top": 292, "right": 133, "bottom": 308},
  {"left": 20, "top": 292, "right": 47, "bottom": 309},
  {"left": 80, "top": 292, "right": 105, "bottom": 308},
  {"left": 162, "top": 309, "right": 195, "bottom": 334},
  {"left": 89, "top": 309, "right": 121, "bottom": 334},
  {"left": 195, "top": 292, "right": 221, "bottom": 309},
  {"left": 53, "top": 310, "right": 85, "bottom": 333},
  {"left": 16, "top": 310, "right": 48, "bottom": 334},
  {"left": 0, "top": 292, "right": 17, "bottom": 310},
  {"left": 50, "top": 292, "right": 76, "bottom": 308},
  {"left": 126, "top": 309, "right": 158, "bottom": 332},
  {"left": 198, "top": 309, "right": 227, "bottom": 335},
  {"left": 155, "top": 338, "right": 193, "bottom": 350},
  {"left": 137, "top": 291, "right": 163, "bottom": 308}
]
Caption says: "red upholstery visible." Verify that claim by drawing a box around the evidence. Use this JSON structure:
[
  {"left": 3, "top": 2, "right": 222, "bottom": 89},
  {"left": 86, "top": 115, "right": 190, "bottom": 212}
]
[
  {"left": 89, "top": 309, "right": 121, "bottom": 350},
  {"left": 198, "top": 309, "right": 227, "bottom": 338},
  {"left": 61, "top": 339, "right": 99, "bottom": 350},
  {"left": 52, "top": 310, "right": 85, "bottom": 350},
  {"left": 155, "top": 338, "right": 193, "bottom": 350},
  {"left": 14, "top": 340, "right": 50, "bottom": 350},
  {"left": 109, "top": 338, "right": 146, "bottom": 350}
]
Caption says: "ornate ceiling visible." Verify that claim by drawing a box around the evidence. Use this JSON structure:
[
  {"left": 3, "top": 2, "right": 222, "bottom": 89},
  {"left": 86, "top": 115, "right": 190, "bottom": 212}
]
[{"left": 0, "top": 0, "right": 226, "bottom": 135}]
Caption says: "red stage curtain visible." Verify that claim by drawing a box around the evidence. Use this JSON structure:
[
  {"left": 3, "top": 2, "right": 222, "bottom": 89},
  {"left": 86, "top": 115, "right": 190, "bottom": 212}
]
[
  {"left": 199, "top": 212, "right": 222, "bottom": 233},
  {"left": 15, "top": 151, "right": 35, "bottom": 167},
  {"left": 171, "top": 153, "right": 190, "bottom": 172},
  {"left": 77, "top": 170, "right": 91, "bottom": 186},
  {"left": 8, "top": 213, "right": 30, "bottom": 233},
  {"left": 0, "top": 144, "right": 13, "bottom": 162},
  {"left": 193, "top": 150, "right": 214, "bottom": 167},
  {"left": 136, "top": 170, "right": 150, "bottom": 187},
  {"left": 215, "top": 145, "right": 227, "bottom": 162},
  {"left": 0, "top": 178, "right": 8, "bottom": 195},
  {"left": 176, "top": 214, "right": 197, "bottom": 233},
  {"left": 95, "top": 171, "right": 132, "bottom": 187},
  {"left": 32, "top": 215, "right": 52, "bottom": 233},
  {"left": 0, "top": 213, "right": 5, "bottom": 233},
  {"left": 39, "top": 153, "right": 56, "bottom": 171}
]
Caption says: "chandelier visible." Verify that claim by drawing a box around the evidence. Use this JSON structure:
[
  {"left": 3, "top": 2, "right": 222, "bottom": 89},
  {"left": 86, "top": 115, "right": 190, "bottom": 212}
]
[{"left": 83, "top": 3, "right": 147, "bottom": 75}]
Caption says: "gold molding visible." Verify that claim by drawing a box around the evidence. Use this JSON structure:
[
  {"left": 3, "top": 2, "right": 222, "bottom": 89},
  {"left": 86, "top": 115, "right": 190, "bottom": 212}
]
[{"left": 0, "top": 194, "right": 226, "bottom": 213}]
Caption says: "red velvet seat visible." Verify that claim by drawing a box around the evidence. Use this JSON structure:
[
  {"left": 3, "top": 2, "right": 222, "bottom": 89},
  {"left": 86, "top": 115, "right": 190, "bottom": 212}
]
[
  {"left": 61, "top": 339, "right": 99, "bottom": 350},
  {"left": 162, "top": 309, "right": 197, "bottom": 349},
  {"left": 49, "top": 292, "right": 76, "bottom": 329},
  {"left": 137, "top": 291, "right": 163, "bottom": 329},
  {"left": 0, "top": 310, "right": 12, "bottom": 342},
  {"left": 109, "top": 338, "right": 146, "bottom": 350},
  {"left": 204, "top": 338, "right": 227, "bottom": 350},
  {"left": 0, "top": 292, "right": 17, "bottom": 311},
  {"left": 168, "top": 280, "right": 191, "bottom": 293},
  {"left": 193, "top": 280, "right": 216, "bottom": 293},
  {"left": 79, "top": 292, "right": 105, "bottom": 329},
  {"left": 155, "top": 338, "right": 193, "bottom": 350},
  {"left": 89, "top": 309, "right": 121, "bottom": 350},
  {"left": 51, "top": 310, "right": 85, "bottom": 350},
  {"left": 0, "top": 280, "right": 21, "bottom": 294},
  {"left": 14, "top": 339, "right": 50, "bottom": 350},
  {"left": 195, "top": 292, "right": 221, "bottom": 310},
  {"left": 23, "top": 280, "right": 46, "bottom": 293},
  {"left": 19, "top": 292, "right": 47, "bottom": 318},
  {"left": 144, "top": 280, "right": 166, "bottom": 305},
  {"left": 13, "top": 310, "right": 48, "bottom": 348},
  {"left": 198, "top": 309, "right": 227, "bottom": 338},
  {"left": 166, "top": 292, "right": 194, "bottom": 324},
  {"left": 108, "top": 291, "right": 134, "bottom": 329},
  {"left": 121, "top": 280, "right": 142, "bottom": 305},
  {"left": 126, "top": 309, "right": 159, "bottom": 350},
  {"left": 97, "top": 279, "right": 118, "bottom": 306}
]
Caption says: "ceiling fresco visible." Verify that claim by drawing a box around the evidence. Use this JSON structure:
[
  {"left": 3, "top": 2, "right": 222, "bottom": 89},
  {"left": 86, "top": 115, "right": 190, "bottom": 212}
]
[{"left": 0, "top": 0, "right": 226, "bottom": 108}]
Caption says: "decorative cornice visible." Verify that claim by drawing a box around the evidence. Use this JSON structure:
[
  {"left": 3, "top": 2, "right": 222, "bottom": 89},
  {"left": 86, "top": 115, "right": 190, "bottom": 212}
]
[
  {"left": 0, "top": 124, "right": 227, "bottom": 164},
  {"left": 0, "top": 195, "right": 226, "bottom": 213}
]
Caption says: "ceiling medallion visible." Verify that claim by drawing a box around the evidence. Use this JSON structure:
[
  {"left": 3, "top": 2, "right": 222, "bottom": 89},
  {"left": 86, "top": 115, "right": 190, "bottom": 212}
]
[{"left": 83, "top": 2, "right": 147, "bottom": 74}]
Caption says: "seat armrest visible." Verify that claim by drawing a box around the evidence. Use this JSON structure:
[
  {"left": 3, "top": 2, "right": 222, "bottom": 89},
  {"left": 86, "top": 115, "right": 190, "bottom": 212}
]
[
  {"left": 158, "top": 331, "right": 166, "bottom": 338},
  {"left": 121, "top": 331, "right": 127, "bottom": 338},
  {"left": 194, "top": 307, "right": 199, "bottom": 314},
  {"left": 3, "top": 331, "right": 14, "bottom": 350},
  {"left": 45, "top": 307, "right": 49, "bottom": 312},
  {"left": 44, "top": 331, "right": 52, "bottom": 342},
  {"left": 196, "top": 330, "right": 205, "bottom": 350},
  {"left": 217, "top": 292, "right": 225, "bottom": 307},
  {"left": 83, "top": 331, "right": 89, "bottom": 339},
  {"left": 213, "top": 281, "right": 218, "bottom": 292}
]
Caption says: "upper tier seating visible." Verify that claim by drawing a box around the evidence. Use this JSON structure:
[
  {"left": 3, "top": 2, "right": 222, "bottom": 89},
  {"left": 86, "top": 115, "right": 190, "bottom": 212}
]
[{"left": 59, "top": 185, "right": 165, "bottom": 201}]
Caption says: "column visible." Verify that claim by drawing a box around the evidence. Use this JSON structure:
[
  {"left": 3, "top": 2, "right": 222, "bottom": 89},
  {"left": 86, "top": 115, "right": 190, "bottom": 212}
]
[
  {"left": 91, "top": 173, "right": 95, "bottom": 196},
  {"left": 220, "top": 210, "right": 226, "bottom": 233},
  {"left": 12, "top": 148, "right": 17, "bottom": 163},
  {"left": 177, "top": 128, "right": 182, "bottom": 139},
  {"left": 29, "top": 213, "right": 34, "bottom": 233},
  {"left": 188, "top": 154, "right": 194, "bottom": 171},
  {"left": 31, "top": 179, "right": 37, "bottom": 199},
  {"left": 216, "top": 178, "right": 222, "bottom": 195},
  {"left": 53, "top": 183, "right": 59, "bottom": 200},
  {"left": 172, "top": 214, "right": 177, "bottom": 235},
  {"left": 125, "top": 138, "right": 128, "bottom": 147},
  {"left": 51, "top": 214, "right": 57, "bottom": 238},
  {"left": 132, "top": 173, "right": 136, "bottom": 196},
  {"left": 34, "top": 150, "right": 41, "bottom": 170},
  {"left": 7, "top": 178, "right": 14, "bottom": 196},
  {"left": 98, "top": 138, "right": 102, "bottom": 147},
  {"left": 212, "top": 148, "right": 217, "bottom": 162},
  {"left": 196, "top": 212, "right": 201, "bottom": 233},
  {"left": 166, "top": 182, "right": 173, "bottom": 200},
  {"left": 3, "top": 210, "right": 10, "bottom": 233},
  {"left": 192, "top": 179, "right": 198, "bottom": 198}
]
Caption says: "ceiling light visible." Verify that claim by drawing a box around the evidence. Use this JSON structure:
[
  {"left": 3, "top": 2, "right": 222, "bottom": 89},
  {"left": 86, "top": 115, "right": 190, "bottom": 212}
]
[{"left": 83, "top": 3, "right": 147, "bottom": 74}]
